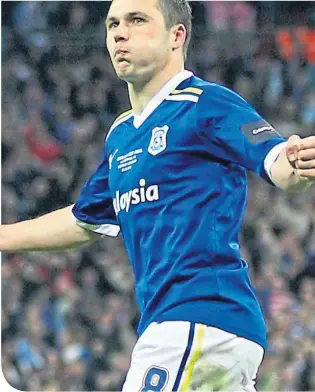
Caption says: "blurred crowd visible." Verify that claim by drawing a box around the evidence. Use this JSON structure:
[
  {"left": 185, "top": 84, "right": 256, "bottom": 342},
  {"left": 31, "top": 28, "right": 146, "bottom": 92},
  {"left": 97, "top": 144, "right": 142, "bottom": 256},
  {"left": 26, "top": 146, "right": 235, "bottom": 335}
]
[{"left": 1, "top": 1, "right": 315, "bottom": 391}]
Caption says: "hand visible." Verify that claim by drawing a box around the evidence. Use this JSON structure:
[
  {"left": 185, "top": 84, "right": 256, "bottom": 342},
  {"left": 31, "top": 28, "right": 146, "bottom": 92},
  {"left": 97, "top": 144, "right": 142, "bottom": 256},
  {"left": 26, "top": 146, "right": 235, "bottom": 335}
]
[{"left": 286, "top": 135, "right": 315, "bottom": 180}]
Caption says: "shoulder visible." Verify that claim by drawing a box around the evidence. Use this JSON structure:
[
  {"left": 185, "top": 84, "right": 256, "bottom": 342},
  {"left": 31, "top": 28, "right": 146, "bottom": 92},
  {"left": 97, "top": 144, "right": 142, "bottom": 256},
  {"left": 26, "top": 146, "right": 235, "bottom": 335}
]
[
  {"left": 190, "top": 77, "right": 255, "bottom": 118},
  {"left": 106, "top": 109, "right": 133, "bottom": 141},
  {"left": 195, "top": 78, "right": 249, "bottom": 106}
]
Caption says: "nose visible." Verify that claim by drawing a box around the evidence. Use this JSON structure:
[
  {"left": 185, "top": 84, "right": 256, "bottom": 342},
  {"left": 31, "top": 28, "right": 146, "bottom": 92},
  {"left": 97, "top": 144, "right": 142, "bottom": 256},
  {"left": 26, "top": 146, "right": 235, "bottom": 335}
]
[{"left": 113, "top": 22, "right": 129, "bottom": 43}]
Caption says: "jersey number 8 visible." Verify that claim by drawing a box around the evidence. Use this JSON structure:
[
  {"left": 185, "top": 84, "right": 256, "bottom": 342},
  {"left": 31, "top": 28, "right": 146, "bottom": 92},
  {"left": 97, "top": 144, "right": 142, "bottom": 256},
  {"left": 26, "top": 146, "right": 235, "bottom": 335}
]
[{"left": 140, "top": 366, "right": 169, "bottom": 392}]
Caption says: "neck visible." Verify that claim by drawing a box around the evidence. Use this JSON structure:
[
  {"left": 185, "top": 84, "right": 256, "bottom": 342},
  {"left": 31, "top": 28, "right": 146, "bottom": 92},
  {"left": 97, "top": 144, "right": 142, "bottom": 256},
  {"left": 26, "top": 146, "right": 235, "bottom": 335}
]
[{"left": 127, "top": 62, "right": 185, "bottom": 115}]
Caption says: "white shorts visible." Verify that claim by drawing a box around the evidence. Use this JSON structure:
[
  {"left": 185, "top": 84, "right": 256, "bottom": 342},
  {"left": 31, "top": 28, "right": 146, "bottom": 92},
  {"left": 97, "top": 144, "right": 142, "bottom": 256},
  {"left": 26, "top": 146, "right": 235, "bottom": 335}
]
[{"left": 122, "top": 321, "right": 264, "bottom": 392}]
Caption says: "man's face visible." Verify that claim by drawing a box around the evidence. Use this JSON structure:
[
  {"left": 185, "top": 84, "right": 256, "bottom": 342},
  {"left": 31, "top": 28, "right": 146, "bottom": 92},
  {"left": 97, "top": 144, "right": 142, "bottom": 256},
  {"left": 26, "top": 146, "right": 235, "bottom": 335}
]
[{"left": 105, "top": 0, "right": 171, "bottom": 83}]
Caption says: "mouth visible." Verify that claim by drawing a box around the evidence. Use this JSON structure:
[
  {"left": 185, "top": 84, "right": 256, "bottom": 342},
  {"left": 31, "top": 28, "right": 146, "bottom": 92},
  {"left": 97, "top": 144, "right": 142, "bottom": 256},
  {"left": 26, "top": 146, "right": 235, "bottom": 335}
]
[
  {"left": 117, "top": 58, "right": 129, "bottom": 64},
  {"left": 114, "top": 49, "right": 129, "bottom": 58},
  {"left": 115, "top": 54, "right": 131, "bottom": 68}
]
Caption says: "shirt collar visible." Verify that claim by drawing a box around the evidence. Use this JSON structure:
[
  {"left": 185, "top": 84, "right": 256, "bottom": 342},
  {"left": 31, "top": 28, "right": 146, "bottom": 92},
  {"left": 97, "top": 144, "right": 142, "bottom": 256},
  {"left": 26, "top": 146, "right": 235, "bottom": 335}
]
[{"left": 133, "top": 70, "right": 193, "bottom": 128}]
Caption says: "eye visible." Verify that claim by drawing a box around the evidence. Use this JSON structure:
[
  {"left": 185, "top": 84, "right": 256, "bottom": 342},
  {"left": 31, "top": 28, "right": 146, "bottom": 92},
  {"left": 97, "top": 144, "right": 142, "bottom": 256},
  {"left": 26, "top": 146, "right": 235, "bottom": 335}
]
[
  {"left": 133, "top": 17, "right": 145, "bottom": 24},
  {"left": 108, "top": 21, "right": 119, "bottom": 29}
]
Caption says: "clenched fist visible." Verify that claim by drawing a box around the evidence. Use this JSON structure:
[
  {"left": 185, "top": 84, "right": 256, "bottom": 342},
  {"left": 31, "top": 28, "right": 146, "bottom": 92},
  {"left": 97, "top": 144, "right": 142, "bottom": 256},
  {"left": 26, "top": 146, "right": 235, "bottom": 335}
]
[{"left": 286, "top": 135, "right": 315, "bottom": 180}]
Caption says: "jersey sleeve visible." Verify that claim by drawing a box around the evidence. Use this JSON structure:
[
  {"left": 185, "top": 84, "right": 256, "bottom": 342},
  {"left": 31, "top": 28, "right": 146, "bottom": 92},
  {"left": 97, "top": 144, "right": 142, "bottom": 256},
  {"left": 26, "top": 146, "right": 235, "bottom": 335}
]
[
  {"left": 196, "top": 84, "right": 287, "bottom": 184},
  {"left": 72, "top": 155, "right": 120, "bottom": 237}
]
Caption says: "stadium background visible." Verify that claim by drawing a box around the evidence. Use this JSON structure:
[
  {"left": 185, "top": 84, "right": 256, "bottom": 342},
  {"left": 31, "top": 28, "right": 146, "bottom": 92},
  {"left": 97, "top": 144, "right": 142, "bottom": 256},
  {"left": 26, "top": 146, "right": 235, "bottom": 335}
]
[{"left": 1, "top": 1, "right": 315, "bottom": 391}]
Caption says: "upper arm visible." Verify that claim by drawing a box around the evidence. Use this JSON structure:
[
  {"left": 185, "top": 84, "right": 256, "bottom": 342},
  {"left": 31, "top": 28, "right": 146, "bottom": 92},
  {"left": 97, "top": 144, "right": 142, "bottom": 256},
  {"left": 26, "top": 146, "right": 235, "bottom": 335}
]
[
  {"left": 196, "top": 85, "right": 287, "bottom": 183},
  {"left": 63, "top": 204, "right": 102, "bottom": 241},
  {"left": 72, "top": 154, "right": 120, "bottom": 238}
]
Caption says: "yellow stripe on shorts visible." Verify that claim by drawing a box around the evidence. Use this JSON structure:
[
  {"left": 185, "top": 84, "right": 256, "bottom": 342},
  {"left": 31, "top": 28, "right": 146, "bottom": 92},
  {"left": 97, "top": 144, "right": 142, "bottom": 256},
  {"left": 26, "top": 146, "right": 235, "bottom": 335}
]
[{"left": 180, "top": 324, "right": 206, "bottom": 391}]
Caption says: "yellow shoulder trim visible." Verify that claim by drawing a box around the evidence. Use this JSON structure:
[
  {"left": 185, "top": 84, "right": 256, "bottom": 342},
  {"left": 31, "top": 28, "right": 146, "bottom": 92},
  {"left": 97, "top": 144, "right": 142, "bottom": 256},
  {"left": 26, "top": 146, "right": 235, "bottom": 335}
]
[
  {"left": 172, "top": 87, "right": 203, "bottom": 96},
  {"left": 114, "top": 109, "right": 133, "bottom": 123}
]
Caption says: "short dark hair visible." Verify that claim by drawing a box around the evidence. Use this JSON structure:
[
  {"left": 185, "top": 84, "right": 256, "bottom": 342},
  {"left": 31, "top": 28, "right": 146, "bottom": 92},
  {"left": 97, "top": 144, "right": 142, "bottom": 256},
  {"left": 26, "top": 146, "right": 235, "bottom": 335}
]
[{"left": 157, "top": 0, "right": 192, "bottom": 60}]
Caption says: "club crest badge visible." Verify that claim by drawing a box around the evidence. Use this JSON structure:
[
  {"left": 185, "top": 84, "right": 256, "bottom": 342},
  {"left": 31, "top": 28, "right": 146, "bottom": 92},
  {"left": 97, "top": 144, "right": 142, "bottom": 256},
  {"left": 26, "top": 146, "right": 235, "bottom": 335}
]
[{"left": 148, "top": 125, "right": 169, "bottom": 156}]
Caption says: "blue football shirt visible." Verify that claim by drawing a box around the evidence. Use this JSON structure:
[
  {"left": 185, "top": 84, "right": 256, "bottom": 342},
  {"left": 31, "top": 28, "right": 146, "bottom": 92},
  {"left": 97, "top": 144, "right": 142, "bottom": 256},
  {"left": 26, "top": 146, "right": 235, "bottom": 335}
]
[{"left": 72, "top": 70, "right": 286, "bottom": 349}]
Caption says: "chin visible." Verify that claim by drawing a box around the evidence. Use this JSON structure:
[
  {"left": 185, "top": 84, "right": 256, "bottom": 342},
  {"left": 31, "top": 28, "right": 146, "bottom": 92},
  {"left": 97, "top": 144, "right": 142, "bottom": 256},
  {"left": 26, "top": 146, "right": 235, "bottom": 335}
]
[
  {"left": 116, "top": 69, "right": 138, "bottom": 83},
  {"left": 115, "top": 63, "right": 131, "bottom": 76},
  {"left": 116, "top": 71, "right": 134, "bottom": 82}
]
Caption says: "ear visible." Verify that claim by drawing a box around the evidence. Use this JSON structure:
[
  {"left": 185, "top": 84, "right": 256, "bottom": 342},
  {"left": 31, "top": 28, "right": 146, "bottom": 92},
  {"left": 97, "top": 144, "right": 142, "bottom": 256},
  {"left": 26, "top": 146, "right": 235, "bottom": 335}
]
[{"left": 171, "top": 24, "right": 186, "bottom": 51}]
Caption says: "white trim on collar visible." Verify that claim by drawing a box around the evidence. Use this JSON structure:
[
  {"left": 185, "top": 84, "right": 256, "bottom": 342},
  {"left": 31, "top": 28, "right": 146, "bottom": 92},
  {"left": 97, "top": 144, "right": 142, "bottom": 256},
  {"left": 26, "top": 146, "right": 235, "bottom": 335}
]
[{"left": 133, "top": 70, "right": 193, "bottom": 129}]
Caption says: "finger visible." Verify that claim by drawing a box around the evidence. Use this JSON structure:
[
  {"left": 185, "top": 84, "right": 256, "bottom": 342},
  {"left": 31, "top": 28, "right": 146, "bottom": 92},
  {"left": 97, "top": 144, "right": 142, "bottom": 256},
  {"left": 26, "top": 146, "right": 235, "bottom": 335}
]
[
  {"left": 296, "top": 168, "right": 315, "bottom": 179},
  {"left": 298, "top": 148, "right": 315, "bottom": 161},
  {"left": 296, "top": 159, "right": 315, "bottom": 169},
  {"left": 298, "top": 136, "right": 315, "bottom": 150},
  {"left": 286, "top": 135, "right": 301, "bottom": 162}
]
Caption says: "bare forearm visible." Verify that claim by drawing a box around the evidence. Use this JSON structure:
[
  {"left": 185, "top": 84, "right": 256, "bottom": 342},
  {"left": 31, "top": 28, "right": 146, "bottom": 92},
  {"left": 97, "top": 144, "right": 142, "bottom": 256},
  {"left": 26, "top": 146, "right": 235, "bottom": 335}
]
[
  {"left": 0, "top": 205, "right": 99, "bottom": 252},
  {"left": 270, "top": 148, "right": 314, "bottom": 193}
]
